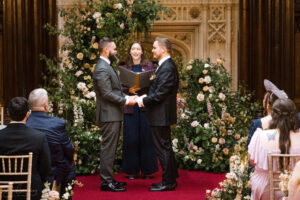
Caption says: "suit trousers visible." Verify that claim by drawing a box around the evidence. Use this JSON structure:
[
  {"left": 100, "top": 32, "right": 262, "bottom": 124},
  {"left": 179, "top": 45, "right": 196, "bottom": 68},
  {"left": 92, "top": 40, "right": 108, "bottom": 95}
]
[
  {"left": 99, "top": 121, "right": 122, "bottom": 186},
  {"left": 151, "top": 126, "right": 178, "bottom": 185}
]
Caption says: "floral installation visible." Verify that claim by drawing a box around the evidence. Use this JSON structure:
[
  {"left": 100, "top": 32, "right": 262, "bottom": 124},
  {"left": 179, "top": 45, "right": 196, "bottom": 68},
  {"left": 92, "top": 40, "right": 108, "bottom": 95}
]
[
  {"left": 172, "top": 58, "right": 260, "bottom": 172},
  {"left": 41, "top": 0, "right": 166, "bottom": 174},
  {"left": 205, "top": 154, "right": 251, "bottom": 200},
  {"left": 40, "top": 180, "right": 83, "bottom": 200},
  {"left": 279, "top": 170, "right": 292, "bottom": 197}
]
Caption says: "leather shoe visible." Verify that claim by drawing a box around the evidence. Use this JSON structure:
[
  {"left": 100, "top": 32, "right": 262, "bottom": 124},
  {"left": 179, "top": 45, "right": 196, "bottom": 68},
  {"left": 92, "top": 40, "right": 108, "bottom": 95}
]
[
  {"left": 151, "top": 181, "right": 177, "bottom": 188},
  {"left": 101, "top": 183, "right": 126, "bottom": 192},
  {"left": 149, "top": 182, "right": 177, "bottom": 192},
  {"left": 151, "top": 182, "right": 162, "bottom": 188},
  {"left": 113, "top": 180, "right": 127, "bottom": 187}
]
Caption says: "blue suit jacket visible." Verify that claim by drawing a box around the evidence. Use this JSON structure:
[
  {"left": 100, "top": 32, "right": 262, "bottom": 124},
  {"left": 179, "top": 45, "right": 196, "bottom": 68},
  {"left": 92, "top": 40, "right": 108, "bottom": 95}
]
[{"left": 27, "top": 111, "right": 75, "bottom": 183}]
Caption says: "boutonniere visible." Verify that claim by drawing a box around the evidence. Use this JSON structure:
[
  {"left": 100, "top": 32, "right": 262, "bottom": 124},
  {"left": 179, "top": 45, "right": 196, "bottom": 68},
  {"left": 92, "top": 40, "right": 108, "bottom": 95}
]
[{"left": 150, "top": 73, "right": 156, "bottom": 81}]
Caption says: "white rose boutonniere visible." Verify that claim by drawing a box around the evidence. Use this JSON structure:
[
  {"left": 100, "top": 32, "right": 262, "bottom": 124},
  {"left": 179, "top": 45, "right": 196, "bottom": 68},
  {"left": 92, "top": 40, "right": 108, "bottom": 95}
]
[{"left": 150, "top": 73, "right": 156, "bottom": 81}]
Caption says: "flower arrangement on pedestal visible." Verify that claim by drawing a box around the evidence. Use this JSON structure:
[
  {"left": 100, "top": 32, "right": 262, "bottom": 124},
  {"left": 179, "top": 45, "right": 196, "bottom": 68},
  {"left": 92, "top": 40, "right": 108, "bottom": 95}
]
[
  {"left": 42, "top": 0, "right": 166, "bottom": 174},
  {"left": 172, "top": 59, "right": 260, "bottom": 172},
  {"left": 205, "top": 155, "right": 251, "bottom": 200}
]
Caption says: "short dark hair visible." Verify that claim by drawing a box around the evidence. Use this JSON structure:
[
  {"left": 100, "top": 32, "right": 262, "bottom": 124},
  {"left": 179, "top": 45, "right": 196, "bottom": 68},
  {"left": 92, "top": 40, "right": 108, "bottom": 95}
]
[
  {"left": 7, "top": 97, "right": 29, "bottom": 121},
  {"left": 155, "top": 37, "right": 172, "bottom": 52},
  {"left": 98, "top": 37, "right": 113, "bottom": 54}
]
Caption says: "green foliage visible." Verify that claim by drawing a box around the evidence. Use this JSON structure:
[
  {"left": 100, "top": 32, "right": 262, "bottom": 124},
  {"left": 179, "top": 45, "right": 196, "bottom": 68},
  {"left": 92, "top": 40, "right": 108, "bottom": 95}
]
[
  {"left": 42, "top": 0, "right": 166, "bottom": 174},
  {"left": 172, "top": 59, "right": 260, "bottom": 172}
]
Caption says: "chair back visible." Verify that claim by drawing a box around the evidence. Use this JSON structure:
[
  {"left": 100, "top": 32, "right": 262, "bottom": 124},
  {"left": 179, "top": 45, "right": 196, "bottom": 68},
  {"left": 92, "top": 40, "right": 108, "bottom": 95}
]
[
  {"left": 268, "top": 153, "right": 300, "bottom": 200},
  {"left": 0, "top": 152, "right": 33, "bottom": 200},
  {"left": 0, "top": 105, "right": 4, "bottom": 125},
  {"left": 0, "top": 182, "right": 13, "bottom": 200}
]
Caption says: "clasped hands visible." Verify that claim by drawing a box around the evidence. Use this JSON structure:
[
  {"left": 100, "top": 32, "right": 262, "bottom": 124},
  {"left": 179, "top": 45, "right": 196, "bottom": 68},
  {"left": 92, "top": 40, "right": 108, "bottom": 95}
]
[{"left": 126, "top": 95, "right": 145, "bottom": 107}]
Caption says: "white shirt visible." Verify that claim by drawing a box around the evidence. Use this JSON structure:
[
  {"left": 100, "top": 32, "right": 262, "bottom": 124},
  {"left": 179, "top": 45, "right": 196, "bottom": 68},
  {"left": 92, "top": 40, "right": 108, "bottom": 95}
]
[
  {"left": 100, "top": 56, "right": 110, "bottom": 65},
  {"left": 156, "top": 55, "right": 171, "bottom": 72}
]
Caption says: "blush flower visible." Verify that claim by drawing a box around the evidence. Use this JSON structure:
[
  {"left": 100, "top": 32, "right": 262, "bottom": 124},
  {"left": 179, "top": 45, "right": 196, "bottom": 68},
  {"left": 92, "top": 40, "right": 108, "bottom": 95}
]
[{"left": 197, "top": 93, "right": 205, "bottom": 101}]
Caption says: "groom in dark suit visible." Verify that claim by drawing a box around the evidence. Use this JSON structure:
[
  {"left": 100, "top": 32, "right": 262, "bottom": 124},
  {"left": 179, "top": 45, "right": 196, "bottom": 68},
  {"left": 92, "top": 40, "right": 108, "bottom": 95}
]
[
  {"left": 26, "top": 88, "right": 76, "bottom": 198},
  {"left": 93, "top": 37, "right": 136, "bottom": 192},
  {"left": 0, "top": 97, "right": 51, "bottom": 200},
  {"left": 137, "top": 37, "right": 179, "bottom": 191}
]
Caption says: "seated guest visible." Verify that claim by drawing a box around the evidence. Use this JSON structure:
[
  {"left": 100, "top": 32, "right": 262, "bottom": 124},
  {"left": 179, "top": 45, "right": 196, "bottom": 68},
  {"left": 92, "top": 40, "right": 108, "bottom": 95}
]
[
  {"left": 247, "top": 79, "right": 288, "bottom": 146},
  {"left": 288, "top": 161, "right": 300, "bottom": 200},
  {"left": 0, "top": 97, "right": 51, "bottom": 200},
  {"left": 26, "top": 88, "right": 76, "bottom": 198},
  {"left": 248, "top": 98, "right": 300, "bottom": 200}
]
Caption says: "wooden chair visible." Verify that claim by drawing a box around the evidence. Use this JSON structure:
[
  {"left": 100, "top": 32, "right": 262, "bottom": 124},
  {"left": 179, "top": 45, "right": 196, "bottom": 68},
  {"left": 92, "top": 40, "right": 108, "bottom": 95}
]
[
  {"left": 0, "top": 182, "right": 13, "bottom": 200},
  {"left": 0, "top": 152, "right": 33, "bottom": 200},
  {"left": 0, "top": 105, "right": 4, "bottom": 125},
  {"left": 268, "top": 153, "right": 300, "bottom": 200}
]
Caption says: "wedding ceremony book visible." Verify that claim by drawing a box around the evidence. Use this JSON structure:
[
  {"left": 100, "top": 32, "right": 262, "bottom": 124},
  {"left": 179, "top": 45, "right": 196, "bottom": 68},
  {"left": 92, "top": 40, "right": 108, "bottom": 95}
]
[{"left": 118, "top": 66, "right": 155, "bottom": 89}]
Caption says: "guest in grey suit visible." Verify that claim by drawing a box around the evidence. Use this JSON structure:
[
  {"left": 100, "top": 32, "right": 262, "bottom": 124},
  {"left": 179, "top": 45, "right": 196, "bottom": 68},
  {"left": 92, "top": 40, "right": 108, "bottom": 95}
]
[{"left": 92, "top": 37, "right": 136, "bottom": 192}]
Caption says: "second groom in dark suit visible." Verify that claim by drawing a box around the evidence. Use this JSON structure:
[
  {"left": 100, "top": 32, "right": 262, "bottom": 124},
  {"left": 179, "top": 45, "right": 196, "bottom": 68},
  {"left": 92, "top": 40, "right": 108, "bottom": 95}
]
[
  {"left": 137, "top": 36, "right": 179, "bottom": 191},
  {"left": 92, "top": 37, "right": 136, "bottom": 192}
]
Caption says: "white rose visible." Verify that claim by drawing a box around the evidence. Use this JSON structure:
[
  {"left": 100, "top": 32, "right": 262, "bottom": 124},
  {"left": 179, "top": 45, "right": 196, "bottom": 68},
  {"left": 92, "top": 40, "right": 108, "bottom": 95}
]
[
  {"left": 75, "top": 70, "right": 83, "bottom": 77},
  {"left": 89, "top": 91, "right": 96, "bottom": 98},
  {"left": 204, "top": 76, "right": 211, "bottom": 84},
  {"left": 197, "top": 93, "right": 205, "bottom": 101},
  {"left": 197, "top": 159, "right": 202, "bottom": 164},
  {"left": 172, "top": 138, "right": 178, "bottom": 147},
  {"left": 209, "top": 86, "right": 214, "bottom": 93},
  {"left": 77, "top": 82, "right": 86, "bottom": 91},
  {"left": 68, "top": 185, "right": 72, "bottom": 190},
  {"left": 63, "top": 192, "right": 70, "bottom": 199},
  {"left": 204, "top": 123, "right": 209, "bottom": 129},
  {"left": 219, "top": 93, "right": 226, "bottom": 101},
  {"left": 93, "top": 12, "right": 101, "bottom": 19},
  {"left": 204, "top": 63, "right": 210, "bottom": 68},
  {"left": 186, "top": 65, "right": 192, "bottom": 70},
  {"left": 191, "top": 121, "right": 199, "bottom": 127}
]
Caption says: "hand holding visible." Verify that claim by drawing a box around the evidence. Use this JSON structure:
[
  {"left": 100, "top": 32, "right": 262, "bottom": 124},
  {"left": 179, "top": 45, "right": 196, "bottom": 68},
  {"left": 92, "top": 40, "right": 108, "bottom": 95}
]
[{"left": 127, "top": 96, "right": 137, "bottom": 106}]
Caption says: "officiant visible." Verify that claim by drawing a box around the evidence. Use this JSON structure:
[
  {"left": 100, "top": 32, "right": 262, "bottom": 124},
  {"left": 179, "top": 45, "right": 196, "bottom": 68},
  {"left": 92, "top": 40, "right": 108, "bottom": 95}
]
[{"left": 119, "top": 42, "right": 158, "bottom": 179}]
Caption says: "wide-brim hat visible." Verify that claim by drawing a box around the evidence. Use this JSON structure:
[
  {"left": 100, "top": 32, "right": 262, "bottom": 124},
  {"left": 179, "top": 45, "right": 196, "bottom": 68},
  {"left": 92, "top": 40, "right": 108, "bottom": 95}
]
[{"left": 264, "top": 79, "right": 288, "bottom": 99}]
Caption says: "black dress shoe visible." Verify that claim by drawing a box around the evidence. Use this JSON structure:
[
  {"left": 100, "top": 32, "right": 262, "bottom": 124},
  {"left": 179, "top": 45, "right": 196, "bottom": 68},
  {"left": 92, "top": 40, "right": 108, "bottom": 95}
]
[
  {"left": 113, "top": 180, "right": 127, "bottom": 187},
  {"left": 151, "top": 182, "right": 162, "bottom": 188},
  {"left": 128, "top": 175, "right": 137, "bottom": 180},
  {"left": 149, "top": 182, "right": 177, "bottom": 192},
  {"left": 142, "top": 175, "right": 153, "bottom": 179},
  {"left": 151, "top": 181, "right": 177, "bottom": 188},
  {"left": 101, "top": 183, "right": 126, "bottom": 192}
]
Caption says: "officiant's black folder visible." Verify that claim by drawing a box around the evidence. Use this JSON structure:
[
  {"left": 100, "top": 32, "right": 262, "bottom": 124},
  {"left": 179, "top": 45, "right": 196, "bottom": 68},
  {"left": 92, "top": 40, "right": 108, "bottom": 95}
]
[{"left": 118, "top": 66, "right": 155, "bottom": 89}]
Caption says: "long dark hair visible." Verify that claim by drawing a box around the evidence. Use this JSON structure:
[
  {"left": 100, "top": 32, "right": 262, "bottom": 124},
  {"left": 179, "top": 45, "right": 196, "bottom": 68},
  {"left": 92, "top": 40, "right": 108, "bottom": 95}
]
[
  {"left": 126, "top": 41, "right": 148, "bottom": 67},
  {"left": 262, "top": 91, "right": 279, "bottom": 115},
  {"left": 269, "top": 99, "right": 298, "bottom": 169}
]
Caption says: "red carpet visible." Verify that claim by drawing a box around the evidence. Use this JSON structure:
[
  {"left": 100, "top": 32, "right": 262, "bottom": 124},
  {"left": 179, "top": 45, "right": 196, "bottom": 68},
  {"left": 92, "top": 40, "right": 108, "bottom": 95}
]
[{"left": 73, "top": 169, "right": 225, "bottom": 200}]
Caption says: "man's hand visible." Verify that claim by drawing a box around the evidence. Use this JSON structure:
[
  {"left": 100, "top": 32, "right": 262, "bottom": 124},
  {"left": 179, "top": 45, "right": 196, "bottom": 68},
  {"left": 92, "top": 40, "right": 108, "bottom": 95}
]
[
  {"left": 126, "top": 95, "right": 138, "bottom": 105},
  {"left": 137, "top": 94, "right": 147, "bottom": 107}
]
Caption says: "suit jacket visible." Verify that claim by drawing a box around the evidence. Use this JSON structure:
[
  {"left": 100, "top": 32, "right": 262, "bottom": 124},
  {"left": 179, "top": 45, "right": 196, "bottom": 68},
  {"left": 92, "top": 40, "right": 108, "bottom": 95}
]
[
  {"left": 143, "top": 58, "right": 179, "bottom": 126},
  {"left": 26, "top": 111, "right": 75, "bottom": 184},
  {"left": 120, "top": 62, "right": 156, "bottom": 114},
  {"left": 93, "top": 58, "right": 126, "bottom": 123},
  {"left": 0, "top": 123, "right": 51, "bottom": 200}
]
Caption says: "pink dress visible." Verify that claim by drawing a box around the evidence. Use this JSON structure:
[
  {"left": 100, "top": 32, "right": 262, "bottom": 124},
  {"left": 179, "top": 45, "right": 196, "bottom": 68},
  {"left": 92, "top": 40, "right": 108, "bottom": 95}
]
[{"left": 248, "top": 128, "right": 300, "bottom": 200}]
